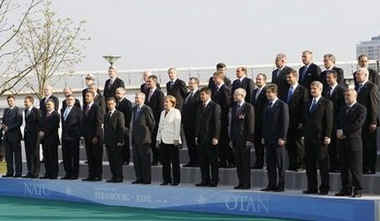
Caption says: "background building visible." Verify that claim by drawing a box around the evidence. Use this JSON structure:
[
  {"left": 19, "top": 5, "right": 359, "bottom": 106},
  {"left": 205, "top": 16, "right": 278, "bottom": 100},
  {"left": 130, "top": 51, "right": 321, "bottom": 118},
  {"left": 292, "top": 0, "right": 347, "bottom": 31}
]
[{"left": 357, "top": 35, "right": 380, "bottom": 60}]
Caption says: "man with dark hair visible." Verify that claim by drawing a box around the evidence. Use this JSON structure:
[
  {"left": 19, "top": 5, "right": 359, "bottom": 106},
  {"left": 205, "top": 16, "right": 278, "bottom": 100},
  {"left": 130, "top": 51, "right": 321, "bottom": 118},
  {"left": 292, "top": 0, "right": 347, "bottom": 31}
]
[
  {"left": 261, "top": 84, "right": 289, "bottom": 192},
  {"left": 88, "top": 83, "right": 106, "bottom": 116},
  {"left": 81, "top": 91, "right": 104, "bottom": 182},
  {"left": 195, "top": 87, "right": 221, "bottom": 187},
  {"left": 320, "top": 54, "right": 345, "bottom": 89},
  {"left": 272, "top": 53, "right": 292, "bottom": 100},
  {"left": 208, "top": 63, "right": 232, "bottom": 93},
  {"left": 2, "top": 95, "right": 23, "bottom": 177},
  {"left": 140, "top": 71, "right": 160, "bottom": 94},
  {"left": 166, "top": 68, "right": 187, "bottom": 110},
  {"left": 323, "top": 70, "right": 345, "bottom": 172},
  {"left": 104, "top": 66, "right": 125, "bottom": 99},
  {"left": 299, "top": 50, "right": 322, "bottom": 92},
  {"left": 61, "top": 95, "right": 82, "bottom": 180},
  {"left": 182, "top": 77, "right": 201, "bottom": 167},
  {"left": 23, "top": 96, "right": 41, "bottom": 178},
  {"left": 145, "top": 75, "right": 165, "bottom": 165},
  {"left": 285, "top": 69, "right": 308, "bottom": 171},
  {"left": 82, "top": 74, "right": 101, "bottom": 104},
  {"left": 40, "top": 85, "right": 59, "bottom": 117},
  {"left": 251, "top": 73, "right": 268, "bottom": 169},
  {"left": 104, "top": 97, "right": 125, "bottom": 183},
  {"left": 303, "top": 81, "right": 333, "bottom": 195},
  {"left": 231, "top": 67, "right": 254, "bottom": 103},
  {"left": 62, "top": 87, "right": 81, "bottom": 110},
  {"left": 212, "top": 71, "right": 233, "bottom": 168}
]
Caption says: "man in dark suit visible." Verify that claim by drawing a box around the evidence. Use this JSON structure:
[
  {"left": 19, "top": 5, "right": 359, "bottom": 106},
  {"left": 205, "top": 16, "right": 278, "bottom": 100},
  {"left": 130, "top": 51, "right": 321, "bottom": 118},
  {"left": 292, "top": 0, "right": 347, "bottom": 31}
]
[
  {"left": 88, "top": 83, "right": 106, "bottom": 116},
  {"left": 103, "top": 66, "right": 125, "bottom": 99},
  {"left": 39, "top": 99, "right": 60, "bottom": 179},
  {"left": 230, "top": 88, "right": 255, "bottom": 189},
  {"left": 182, "top": 77, "right": 201, "bottom": 167},
  {"left": 115, "top": 87, "right": 133, "bottom": 165},
  {"left": 140, "top": 71, "right": 160, "bottom": 94},
  {"left": 208, "top": 63, "right": 232, "bottom": 93},
  {"left": 145, "top": 75, "right": 164, "bottom": 165},
  {"left": 298, "top": 50, "right": 322, "bottom": 92},
  {"left": 303, "top": 81, "right": 333, "bottom": 195},
  {"left": 320, "top": 54, "right": 345, "bottom": 89},
  {"left": 23, "top": 96, "right": 41, "bottom": 178},
  {"left": 284, "top": 69, "right": 308, "bottom": 171},
  {"left": 355, "top": 67, "right": 379, "bottom": 174},
  {"left": 231, "top": 67, "right": 254, "bottom": 103},
  {"left": 250, "top": 73, "right": 268, "bottom": 169},
  {"left": 130, "top": 92, "right": 155, "bottom": 184},
  {"left": 212, "top": 71, "right": 233, "bottom": 168},
  {"left": 1, "top": 95, "right": 23, "bottom": 177},
  {"left": 166, "top": 68, "right": 187, "bottom": 110},
  {"left": 61, "top": 95, "right": 82, "bottom": 180},
  {"left": 354, "top": 55, "right": 380, "bottom": 88},
  {"left": 81, "top": 90, "right": 104, "bottom": 181},
  {"left": 336, "top": 89, "right": 367, "bottom": 198},
  {"left": 104, "top": 97, "right": 125, "bottom": 183},
  {"left": 323, "top": 70, "right": 346, "bottom": 172},
  {"left": 62, "top": 87, "right": 81, "bottom": 110},
  {"left": 39, "top": 85, "right": 59, "bottom": 117},
  {"left": 82, "top": 74, "right": 101, "bottom": 104},
  {"left": 195, "top": 87, "right": 221, "bottom": 187},
  {"left": 261, "top": 84, "right": 289, "bottom": 192},
  {"left": 271, "top": 53, "right": 292, "bottom": 100}
]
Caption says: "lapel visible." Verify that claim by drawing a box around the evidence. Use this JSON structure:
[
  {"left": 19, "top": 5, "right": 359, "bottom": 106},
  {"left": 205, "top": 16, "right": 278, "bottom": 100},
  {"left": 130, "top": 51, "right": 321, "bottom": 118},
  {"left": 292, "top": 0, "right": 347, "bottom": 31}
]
[{"left": 65, "top": 107, "right": 74, "bottom": 122}]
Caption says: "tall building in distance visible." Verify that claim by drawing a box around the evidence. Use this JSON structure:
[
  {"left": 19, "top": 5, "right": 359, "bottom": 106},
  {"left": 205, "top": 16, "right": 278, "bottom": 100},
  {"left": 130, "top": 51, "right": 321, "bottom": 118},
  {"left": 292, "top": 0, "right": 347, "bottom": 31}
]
[{"left": 356, "top": 35, "right": 380, "bottom": 60}]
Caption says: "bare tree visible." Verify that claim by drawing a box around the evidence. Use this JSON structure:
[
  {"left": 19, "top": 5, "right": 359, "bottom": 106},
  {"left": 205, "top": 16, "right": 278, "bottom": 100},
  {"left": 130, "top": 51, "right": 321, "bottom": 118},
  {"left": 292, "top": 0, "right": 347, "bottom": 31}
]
[
  {"left": 17, "top": 0, "right": 88, "bottom": 98},
  {"left": 0, "top": 0, "right": 42, "bottom": 96}
]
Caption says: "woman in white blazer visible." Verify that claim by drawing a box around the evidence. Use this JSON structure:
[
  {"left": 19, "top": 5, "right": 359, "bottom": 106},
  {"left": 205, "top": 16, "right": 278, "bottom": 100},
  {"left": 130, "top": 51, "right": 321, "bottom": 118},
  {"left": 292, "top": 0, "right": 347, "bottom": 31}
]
[{"left": 156, "top": 95, "right": 182, "bottom": 185}]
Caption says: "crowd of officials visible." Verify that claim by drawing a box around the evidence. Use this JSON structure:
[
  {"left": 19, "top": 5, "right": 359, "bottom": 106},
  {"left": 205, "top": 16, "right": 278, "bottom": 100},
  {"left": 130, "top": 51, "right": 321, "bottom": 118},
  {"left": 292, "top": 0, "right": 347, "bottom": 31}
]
[{"left": 1, "top": 51, "right": 379, "bottom": 198}]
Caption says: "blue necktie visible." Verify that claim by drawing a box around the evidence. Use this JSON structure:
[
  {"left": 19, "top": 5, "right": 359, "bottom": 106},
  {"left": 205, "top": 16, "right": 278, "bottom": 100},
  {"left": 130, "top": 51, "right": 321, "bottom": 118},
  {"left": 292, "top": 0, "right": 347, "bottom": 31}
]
[
  {"left": 356, "top": 84, "right": 364, "bottom": 93},
  {"left": 287, "top": 86, "right": 294, "bottom": 103},
  {"left": 309, "top": 99, "right": 317, "bottom": 112}
]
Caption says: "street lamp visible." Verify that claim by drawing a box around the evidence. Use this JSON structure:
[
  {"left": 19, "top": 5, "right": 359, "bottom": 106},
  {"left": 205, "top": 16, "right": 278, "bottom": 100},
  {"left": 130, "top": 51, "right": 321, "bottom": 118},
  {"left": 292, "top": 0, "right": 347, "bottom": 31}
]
[{"left": 103, "top": 55, "right": 121, "bottom": 67}]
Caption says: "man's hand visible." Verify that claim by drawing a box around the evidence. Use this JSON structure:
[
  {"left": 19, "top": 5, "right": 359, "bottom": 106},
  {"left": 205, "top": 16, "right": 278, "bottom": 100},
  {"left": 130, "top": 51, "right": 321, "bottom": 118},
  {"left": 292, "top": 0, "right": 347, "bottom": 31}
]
[
  {"left": 173, "top": 140, "right": 180, "bottom": 146},
  {"left": 369, "top": 124, "right": 377, "bottom": 133},
  {"left": 212, "top": 138, "right": 218, "bottom": 146},
  {"left": 156, "top": 141, "right": 160, "bottom": 148},
  {"left": 246, "top": 141, "right": 253, "bottom": 147},
  {"left": 261, "top": 138, "right": 265, "bottom": 145},
  {"left": 117, "top": 142, "right": 123, "bottom": 147},
  {"left": 92, "top": 137, "right": 98, "bottom": 144},
  {"left": 195, "top": 137, "right": 199, "bottom": 146},
  {"left": 336, "top": 129, "right": 344, "bottom": 140},
  {"left": 38, "top": 131, "right": 45, "bottom": 138},
  {"left": 297, "top": 123, "right": 303, "bottom": 129},
  {"left": 323, "top": 137, "right": 331, "bottom": 145},
  {"left": 278, "top": 138, "right": 286, "bottom": 147}
]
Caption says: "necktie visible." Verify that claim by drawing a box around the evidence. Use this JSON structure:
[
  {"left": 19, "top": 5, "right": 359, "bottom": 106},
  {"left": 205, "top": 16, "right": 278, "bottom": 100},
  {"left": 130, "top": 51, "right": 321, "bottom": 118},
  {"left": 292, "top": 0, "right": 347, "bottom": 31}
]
[
  {"left": 26, "top": 109, "right": 31, "bottom": 118},
  {"left": 326, "top": 86, "right": 332, "bottom": 96},
  {"left": 63, "top": 108, "right": 70, "bottom": 121},
  {"left": 134, "top": 107, "right": 141, "bottom": 121},
  {"left": 309, "top": 99, "right": 317, "bottom": 112},
  {"left": 185, "top": 92, "right": 193, "bottom": 104},
  {"left": 356, "top": 84, "right": 364, "bottom": 93},
  {"left": 276, "top": 69, "right": 281, "bottom": 79},
  {"left": 287, "top": 86, "right": 294, "bottom": 103},
  {"left": 268, "top": 101, "right": 273, "bottom": 109},
  {"left": 301, "top": 66, "right": 308, "bottom": 81},
  {"left": 255, "top": 88, "right": 261, "bottom": 101},
  {"left": 148, "top": 89, "right": 154, "bottom": 102}
]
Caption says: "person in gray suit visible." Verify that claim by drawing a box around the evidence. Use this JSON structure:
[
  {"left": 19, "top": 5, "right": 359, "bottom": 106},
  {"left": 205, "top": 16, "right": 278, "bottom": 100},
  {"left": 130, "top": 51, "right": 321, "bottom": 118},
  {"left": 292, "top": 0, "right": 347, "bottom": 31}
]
[
  {"left": 130, "top": 92, "right": 155, "bottom": 184},
  {"left": 1, "top": 95, "right": 23, "bottom": 177}
]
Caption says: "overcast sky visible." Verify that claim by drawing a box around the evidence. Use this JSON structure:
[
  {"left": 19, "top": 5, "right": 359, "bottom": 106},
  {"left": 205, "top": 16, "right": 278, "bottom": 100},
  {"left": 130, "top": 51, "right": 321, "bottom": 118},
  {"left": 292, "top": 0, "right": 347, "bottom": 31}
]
[{"left": 53, "top": 0, "right": 380, "bottom": 71}]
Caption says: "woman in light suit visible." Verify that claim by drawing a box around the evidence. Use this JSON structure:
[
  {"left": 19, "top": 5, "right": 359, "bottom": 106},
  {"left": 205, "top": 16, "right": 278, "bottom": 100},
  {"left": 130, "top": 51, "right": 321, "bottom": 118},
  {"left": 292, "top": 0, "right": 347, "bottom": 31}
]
[{"left": 156, "top": 95, "right": 182, "bottom": 185}]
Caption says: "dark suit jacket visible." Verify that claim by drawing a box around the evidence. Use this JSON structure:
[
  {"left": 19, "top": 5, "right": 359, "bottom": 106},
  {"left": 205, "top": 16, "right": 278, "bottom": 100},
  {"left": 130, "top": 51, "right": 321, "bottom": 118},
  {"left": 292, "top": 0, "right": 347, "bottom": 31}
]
[
  {"left": 262, "top": 99, "right": 289, "bottom": 144},
  {"left": 337, "top": 103, "right": 367, "bottom": 142},
  {"left": 354, "top": 68, "right": 380, "bottom": 89},
  {"left": 298, "top": 63, "right": 322, "bottom": 91},
  {"left": 212, "top": 84, "right": 231, "bottom": 126},
  {"left": 320, "top": 67, "right": 344, "bottom": 89},
  {"left": 24, "top": 107, "right": 40, "bottom": 140},
  {"left": 166, "top": 79, "right": 187, "bottom": 109},
  {"left": 195, "top": 101, "right": 221, "bottom": 145},
  {"left": 250, "top": 87, "right": 268, "bottom": 139},
  {"left": 104, "top": 77, "right": 125, "bottom": 98},
  {"left": 271, "top": 66, "right": 292, "bottom": 99},
  {"left": 61, "top": 106, "right": 82, "bottom": 140},
  {"left": 40, "top": 95, "right": 59, "bottom": 116},
  {"left": 2, "top": 107, "right": 23, "bottom": 143},
  {"left": 104, "top": 110, "right": 125, "bottom": 146},
  {"left": 230, "top": 102, "right": 255, "bottom": 142},
  {"left": 93, "top": 94, "right": 106, "bottom": 117},
  {"left": 322, "top": 85, "right": 345, "bottom": 128},
  {"left": 62, "top": 98, "right": 81, "bottom": 111},
  {"left": 231, "top": 77, "right": 254, "bottom": 103},
  {"left": 304, "top": 97, "right": 334, "bottom": 143},
  {"left": 144, "top": 88, "right": 164, "bottom": 126},
  {"left": 356, "top": 81, "right": 379, "bottom": 128},
  {"left": 208, "top": 76, "right": 232, "bottom": 93},
  {"left": 182, "top": 90, "right": 201, "bottom": 131},
  {"left": 285, "top": 85, "right": 309, "bottom": 130},
  {"left": 131, "top": 105, "right": 155, "bottom": 145},
  {"left": 39, "top": 111, "right": 60, "bottom": 146},
  {"left": 116, "top": 97, "right": 133, "bottom": 131},
  {"left": 81, "top": 103, "right": 104, "bottom": 140}
]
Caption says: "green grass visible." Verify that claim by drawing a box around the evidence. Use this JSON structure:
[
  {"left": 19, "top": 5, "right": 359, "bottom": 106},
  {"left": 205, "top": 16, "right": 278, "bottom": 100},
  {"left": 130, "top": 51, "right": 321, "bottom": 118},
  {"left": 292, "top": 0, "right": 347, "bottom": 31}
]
[{"left": 0, "top": 196, "right": 300, "bottom": 221}]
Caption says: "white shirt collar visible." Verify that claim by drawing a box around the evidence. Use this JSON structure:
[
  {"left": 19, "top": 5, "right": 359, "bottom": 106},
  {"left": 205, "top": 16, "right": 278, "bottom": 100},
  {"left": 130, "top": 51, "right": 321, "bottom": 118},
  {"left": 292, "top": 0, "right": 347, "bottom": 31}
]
[
  {"left": 204, "top": 98, "right": 211, "bottom": 107},
  {"left": 191, "top": 88, "right": 198, "bottom": 94},
  {"left": 239, "top": 76, "right": 246, "bottom": 82},
  {"left": 238, "top": 100, "right": 245, "bottom": 107},
  {"left": 329, "top": 83, "right": 338, "bottom": 91},
  {"left": 269, "top": 98, "right": 278, "bottom": 106},
  {"left": 326, "top": 65, "right": 334, "bottom": 71},
  {"left": 27, "top": 106, "right": 33, "bottom": 112},
  {"left": 290, "top": 83, "right": 298, "bottom": 89},
  {"left": 313, "top": 96, "right": 321, "bottom": 103},
  {"left": 257, "top": 84, "right": 265, "bottom": 90},
  {"left": 348, "top": 102, "right": 357, "bottom": 108},
  {"left": 217, "top": 83, "right": 224, "bottom": 89}
]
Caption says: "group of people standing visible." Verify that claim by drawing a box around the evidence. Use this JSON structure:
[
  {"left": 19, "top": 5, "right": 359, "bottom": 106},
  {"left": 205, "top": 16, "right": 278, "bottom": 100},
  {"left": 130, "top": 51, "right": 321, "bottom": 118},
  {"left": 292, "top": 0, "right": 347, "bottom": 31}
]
[{"left": 1, "top": 52, "right": 378, "bottom": 198}]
